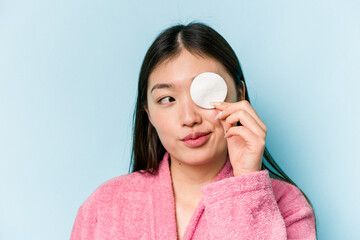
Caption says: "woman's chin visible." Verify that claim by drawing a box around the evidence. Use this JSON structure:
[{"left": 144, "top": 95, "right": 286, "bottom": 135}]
[{"left": 170, "top": 149, "right": 226, "bottom": 167}]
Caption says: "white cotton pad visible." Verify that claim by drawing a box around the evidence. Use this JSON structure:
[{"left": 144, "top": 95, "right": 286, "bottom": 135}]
[{"left": 190, "top": 72, "right": 228, "bottom": 109}]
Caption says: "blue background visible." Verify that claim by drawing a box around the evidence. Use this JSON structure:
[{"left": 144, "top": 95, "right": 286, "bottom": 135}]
[{"left": 1, "top": 0, "right": 359, "bottom": 239}]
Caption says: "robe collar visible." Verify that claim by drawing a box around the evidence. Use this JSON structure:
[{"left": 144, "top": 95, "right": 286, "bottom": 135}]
[
  {"left": 157, "top": 151, "right": 234, "bottom": 184},
  {"left": 153, "top": 152, "right": 234, "bottom": 239}
]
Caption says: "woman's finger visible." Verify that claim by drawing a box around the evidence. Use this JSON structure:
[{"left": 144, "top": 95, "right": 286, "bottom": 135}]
[
  {"left": 212, "top": 101, "right": 267, "bottom": 133},
  {"left": 224, "top": 126, "right": 265, "bottom": 149},
  {"left": 224, "top": 109, "right": 266, "bottom": 139}
]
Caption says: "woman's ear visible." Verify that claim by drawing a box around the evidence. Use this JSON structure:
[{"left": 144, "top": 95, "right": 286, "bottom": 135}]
[
  {"left": 238, "top": 80, "right": 246, "bottom": 101},
  {"left": 144, "top": 106, "right": 154, "bottom": 126}
]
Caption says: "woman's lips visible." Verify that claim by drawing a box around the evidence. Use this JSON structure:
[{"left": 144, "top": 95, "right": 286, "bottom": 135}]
[{"left": 181, "top": 132, "right": 211, "bottom": 147}]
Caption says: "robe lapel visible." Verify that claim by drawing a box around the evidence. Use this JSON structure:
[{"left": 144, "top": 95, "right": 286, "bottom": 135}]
[
  {"left": 152, "top": 152, "right": 233, "bottom": 240},
  {"left": 152, "top": 152, "right": 178, "bottom": 239}
]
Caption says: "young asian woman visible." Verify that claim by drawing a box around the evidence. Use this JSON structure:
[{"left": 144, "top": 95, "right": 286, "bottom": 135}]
[{"left": 70, "top": 22, "right": 316, "bottom": 240}]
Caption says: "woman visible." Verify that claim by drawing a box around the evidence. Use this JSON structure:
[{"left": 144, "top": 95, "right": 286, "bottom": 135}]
[{"left": 71, "top": 22, "right": 316, "bottom": 239}]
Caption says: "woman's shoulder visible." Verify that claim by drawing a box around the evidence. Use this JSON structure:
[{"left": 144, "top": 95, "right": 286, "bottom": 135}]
[
  {"left": 81, "top": 170, "right": 156, "bottom": 209},
  {"left": 270, "top": 178, "right": 306, "bottom": 200},
  {"left": 270, "top": 178, "right": 313, "bottom": 215}
]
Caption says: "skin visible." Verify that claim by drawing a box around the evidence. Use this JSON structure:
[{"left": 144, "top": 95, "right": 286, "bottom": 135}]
[{"left": 145, "top": 49, "right": 267, "bottom": 239}]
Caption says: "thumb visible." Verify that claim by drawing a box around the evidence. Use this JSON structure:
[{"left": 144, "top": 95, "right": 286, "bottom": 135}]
[{"left": 214, "top": 110, "right": 231, "bottom": 135}]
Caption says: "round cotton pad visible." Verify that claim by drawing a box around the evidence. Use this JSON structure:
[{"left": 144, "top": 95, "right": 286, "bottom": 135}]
[{"left": 190, "top": 72, "right": 228, "bottom": 109}]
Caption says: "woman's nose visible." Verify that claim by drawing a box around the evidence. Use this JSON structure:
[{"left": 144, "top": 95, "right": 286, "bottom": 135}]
[{"left": 179, "top": 99, "right": 202, "bottom": 127}]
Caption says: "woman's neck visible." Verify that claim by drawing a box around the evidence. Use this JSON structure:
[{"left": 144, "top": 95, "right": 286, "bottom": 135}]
[{"left": 169, "top": 154, "right": 227, "bottom": 201}]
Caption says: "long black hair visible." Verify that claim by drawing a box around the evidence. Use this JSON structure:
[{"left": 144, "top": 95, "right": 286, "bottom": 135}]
[{"left": 129, "top": 22, "right": 314, "bottom": 212}]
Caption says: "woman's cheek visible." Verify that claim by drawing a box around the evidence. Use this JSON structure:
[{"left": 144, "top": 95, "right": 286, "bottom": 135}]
[
  {"left": 210, "top": 109, "right": 218, "bottom": 119},
  {"left": 208, "top": 109, "right": 221, "bottom": 123},
  {"left": 204, "top": 109, "right": 223, "bottom": 130},
  {"left": 154, "top": 111, "right": 176, "bottom": 138}
]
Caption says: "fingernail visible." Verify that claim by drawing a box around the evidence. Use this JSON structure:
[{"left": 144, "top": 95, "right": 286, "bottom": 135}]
[
  {"left": 210, "top": 102, "right": 222, "bottom": 106},
  {"left": 214, "top": 111, "right": 222, "bottom": 120},
  {"left": 224, "top": 132, "right": 228, "bottom": 138}
]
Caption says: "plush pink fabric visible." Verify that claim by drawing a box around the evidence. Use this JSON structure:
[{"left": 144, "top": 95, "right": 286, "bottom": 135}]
[{"left": 70, "top": 152, "right": 316, "bottom": 239}]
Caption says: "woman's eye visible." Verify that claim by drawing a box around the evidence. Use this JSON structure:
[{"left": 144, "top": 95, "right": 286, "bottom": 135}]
[{"left": 158, "top": 96, "right": 175, "bottom": 104}]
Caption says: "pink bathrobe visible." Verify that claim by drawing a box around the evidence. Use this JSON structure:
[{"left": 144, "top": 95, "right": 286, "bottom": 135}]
[{"left": 70, "top": 152, "right": 316, "bottom": 239}]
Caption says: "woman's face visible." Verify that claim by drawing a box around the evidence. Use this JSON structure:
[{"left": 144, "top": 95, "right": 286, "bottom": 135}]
[{"left": 146, "top": 49, "right": 239, "bottom": 166}]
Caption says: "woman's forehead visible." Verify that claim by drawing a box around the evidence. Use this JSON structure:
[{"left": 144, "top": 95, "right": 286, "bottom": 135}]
[{"left": 148, "top": 52, "right": 231, "bottom": 88}]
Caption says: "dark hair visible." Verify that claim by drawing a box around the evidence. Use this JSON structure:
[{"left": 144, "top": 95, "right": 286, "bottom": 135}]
[{"left": 129, "top": 22, "right": 315, "bottom": 214}]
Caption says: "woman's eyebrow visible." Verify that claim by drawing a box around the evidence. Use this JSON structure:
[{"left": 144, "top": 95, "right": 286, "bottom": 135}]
[
  {"left": 150, "top": 83, "right": 174, "bottom": 93},
  {"left": 150, "top": 74, "right": 199, "bottom": 93}
]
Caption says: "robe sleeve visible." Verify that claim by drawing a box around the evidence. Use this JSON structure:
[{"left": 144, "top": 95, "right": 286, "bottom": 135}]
[
  {"left": 200, "top": 170, "right": 316, "bottom": 240},
  {"left": 70, "top": 206, "right": 84, "bottom": 240},
  {"left": 70, "top": 204, "right": 97, "bottom": 240}
]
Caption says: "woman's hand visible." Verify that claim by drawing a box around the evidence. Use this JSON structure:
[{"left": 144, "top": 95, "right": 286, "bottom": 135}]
[{"left": 212, "top": 100, "right": 267, "bottom": 177}]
